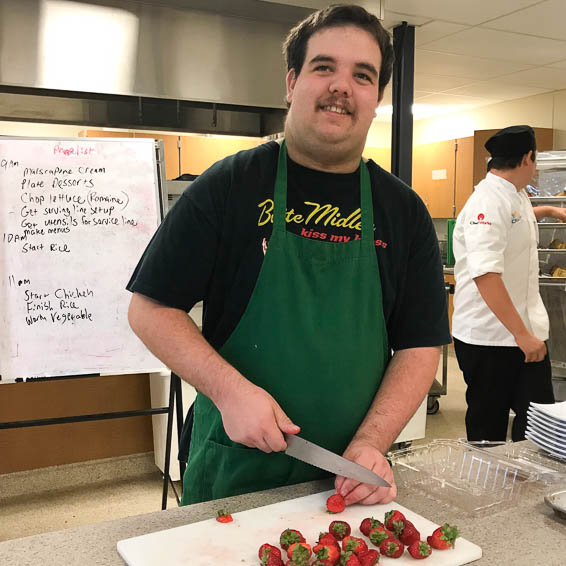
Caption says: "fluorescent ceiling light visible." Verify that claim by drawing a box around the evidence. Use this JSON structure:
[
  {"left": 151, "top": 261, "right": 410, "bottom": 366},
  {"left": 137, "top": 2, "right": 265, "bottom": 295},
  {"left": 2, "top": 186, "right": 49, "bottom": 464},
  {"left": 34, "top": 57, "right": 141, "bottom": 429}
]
[{"left": 38, "top": 0, "right": 139, "bottom": 93}]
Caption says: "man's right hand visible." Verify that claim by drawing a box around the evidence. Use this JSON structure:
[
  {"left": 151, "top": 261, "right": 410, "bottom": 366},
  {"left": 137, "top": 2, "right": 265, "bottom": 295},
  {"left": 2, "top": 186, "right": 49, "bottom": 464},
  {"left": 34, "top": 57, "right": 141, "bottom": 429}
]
[
  {"left": 216, "top": 379, "right": 300, "bottom": 453},
  {"left": 514, "top": 331, "right": 546, "bottom": 362}
]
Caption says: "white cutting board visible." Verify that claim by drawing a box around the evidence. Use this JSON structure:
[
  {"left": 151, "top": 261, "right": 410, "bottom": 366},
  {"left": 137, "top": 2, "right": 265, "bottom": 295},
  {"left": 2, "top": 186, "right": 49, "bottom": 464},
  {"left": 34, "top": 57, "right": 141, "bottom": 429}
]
[{"left": 117, "top": 490, "right": 482, "bottom": 565}]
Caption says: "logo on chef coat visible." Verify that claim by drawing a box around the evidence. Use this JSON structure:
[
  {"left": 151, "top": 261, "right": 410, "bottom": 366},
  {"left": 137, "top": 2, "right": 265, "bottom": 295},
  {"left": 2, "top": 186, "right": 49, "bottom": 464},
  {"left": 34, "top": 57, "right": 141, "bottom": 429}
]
[
  {"left": 470, "top": 213, "right": 492, "bottom": 226},
  {"left": 511, "top": 211, "right": 521, "bottom": 224}
]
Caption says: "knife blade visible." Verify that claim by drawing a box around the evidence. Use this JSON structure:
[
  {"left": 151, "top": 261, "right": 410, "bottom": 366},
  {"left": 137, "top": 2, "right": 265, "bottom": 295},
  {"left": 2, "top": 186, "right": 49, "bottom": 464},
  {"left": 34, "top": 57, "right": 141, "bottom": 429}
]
[{"left": 284, "top": 434, "right": 391, "bottom": 488}]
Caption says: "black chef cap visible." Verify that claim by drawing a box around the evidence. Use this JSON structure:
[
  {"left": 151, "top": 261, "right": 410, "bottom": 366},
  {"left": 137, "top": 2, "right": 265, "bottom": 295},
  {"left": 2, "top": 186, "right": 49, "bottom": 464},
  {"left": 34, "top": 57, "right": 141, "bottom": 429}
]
[{"left": 484, "top": 125, "right": 536, "bottom": 158}]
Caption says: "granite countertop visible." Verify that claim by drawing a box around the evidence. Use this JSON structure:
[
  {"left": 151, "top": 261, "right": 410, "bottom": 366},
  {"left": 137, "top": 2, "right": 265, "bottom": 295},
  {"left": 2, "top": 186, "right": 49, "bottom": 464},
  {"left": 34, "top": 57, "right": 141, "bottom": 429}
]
[{"left": 1, "top": 447, "right": 565, "bottom": 566}]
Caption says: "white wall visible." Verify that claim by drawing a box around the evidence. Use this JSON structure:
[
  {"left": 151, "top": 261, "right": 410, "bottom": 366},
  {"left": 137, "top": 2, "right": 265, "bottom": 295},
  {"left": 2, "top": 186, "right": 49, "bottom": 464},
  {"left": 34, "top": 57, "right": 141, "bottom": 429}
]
[{"left": 365, "top": 88, "right": 566, "bottom": 148}]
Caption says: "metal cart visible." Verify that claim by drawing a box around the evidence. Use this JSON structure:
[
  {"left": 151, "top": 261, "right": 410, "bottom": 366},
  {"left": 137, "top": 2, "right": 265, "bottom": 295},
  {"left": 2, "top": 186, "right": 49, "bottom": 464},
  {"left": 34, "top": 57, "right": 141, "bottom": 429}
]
[{"left": 427, "top": 279, "right": 453, "bottom": 414}]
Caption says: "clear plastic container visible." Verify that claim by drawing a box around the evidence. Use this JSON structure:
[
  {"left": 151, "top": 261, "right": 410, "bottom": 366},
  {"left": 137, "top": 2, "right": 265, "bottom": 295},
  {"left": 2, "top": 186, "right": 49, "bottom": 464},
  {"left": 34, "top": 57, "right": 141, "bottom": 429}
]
[
  {"left": 388, "top": 439, "right": 537, "bottom": 516},
  {"left": 463, "top": 440, "right": 566, "bottom": 485}
]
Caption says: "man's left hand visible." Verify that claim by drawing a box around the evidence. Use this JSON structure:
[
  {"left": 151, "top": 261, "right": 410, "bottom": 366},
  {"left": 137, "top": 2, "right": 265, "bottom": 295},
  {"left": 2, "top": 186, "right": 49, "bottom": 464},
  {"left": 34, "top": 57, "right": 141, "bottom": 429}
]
[{"left": 334, "top": 439, "right": 397, "bottom": 506}]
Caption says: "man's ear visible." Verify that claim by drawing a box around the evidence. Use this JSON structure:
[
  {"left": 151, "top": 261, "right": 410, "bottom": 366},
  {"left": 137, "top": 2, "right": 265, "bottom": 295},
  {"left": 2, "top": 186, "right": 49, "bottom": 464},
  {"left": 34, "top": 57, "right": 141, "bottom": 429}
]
[
  {"left": 523, "top": 150, "right": 534, "bottom": 166},
  {"left": 286, "top": 69, "right": 297, "bottom": 105}
]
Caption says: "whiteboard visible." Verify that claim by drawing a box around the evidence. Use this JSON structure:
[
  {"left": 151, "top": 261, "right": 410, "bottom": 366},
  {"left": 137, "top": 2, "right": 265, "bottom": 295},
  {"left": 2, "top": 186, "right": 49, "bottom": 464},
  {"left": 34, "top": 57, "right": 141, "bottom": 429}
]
[{"left": 0, "top": 137, "right": 166, "bottom": 382}]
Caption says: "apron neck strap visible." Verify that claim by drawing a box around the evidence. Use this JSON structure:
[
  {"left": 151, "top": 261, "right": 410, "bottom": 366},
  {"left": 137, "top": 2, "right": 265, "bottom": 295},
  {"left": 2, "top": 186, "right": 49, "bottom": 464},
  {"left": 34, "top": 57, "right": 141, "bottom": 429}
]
[{"left": 274, "top": 140, "right": 373, "bottom": 242}]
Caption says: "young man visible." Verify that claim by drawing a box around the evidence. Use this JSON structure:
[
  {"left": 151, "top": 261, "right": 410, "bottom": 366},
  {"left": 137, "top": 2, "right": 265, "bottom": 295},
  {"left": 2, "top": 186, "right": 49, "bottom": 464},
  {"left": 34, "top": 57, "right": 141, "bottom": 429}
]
[
  {"left": 453, "top": 125, "right": 562, "bottom": 442},
  {"left": 127, "top": 5, "right": 450, "bottom": 506}
]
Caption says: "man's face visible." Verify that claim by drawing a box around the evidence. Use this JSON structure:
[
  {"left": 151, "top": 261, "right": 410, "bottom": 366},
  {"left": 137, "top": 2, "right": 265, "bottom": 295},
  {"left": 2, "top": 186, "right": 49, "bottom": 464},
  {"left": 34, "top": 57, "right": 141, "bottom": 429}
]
[{"left": 285, "top": 25, "right": 382, "bottom": 161}]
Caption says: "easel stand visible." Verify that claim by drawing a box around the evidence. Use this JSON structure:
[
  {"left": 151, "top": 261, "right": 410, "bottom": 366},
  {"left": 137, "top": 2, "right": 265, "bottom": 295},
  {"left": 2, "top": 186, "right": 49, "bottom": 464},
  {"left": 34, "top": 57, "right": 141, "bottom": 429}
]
[{"left": 0, "top": 372, "right": 185, "bottom": 511}]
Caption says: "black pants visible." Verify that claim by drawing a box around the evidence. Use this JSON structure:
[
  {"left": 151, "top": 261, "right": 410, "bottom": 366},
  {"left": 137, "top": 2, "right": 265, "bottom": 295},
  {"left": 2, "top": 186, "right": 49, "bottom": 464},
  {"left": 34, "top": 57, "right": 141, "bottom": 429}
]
[{"left": 454, "top": 338, "right": 554, "bottom": 442}]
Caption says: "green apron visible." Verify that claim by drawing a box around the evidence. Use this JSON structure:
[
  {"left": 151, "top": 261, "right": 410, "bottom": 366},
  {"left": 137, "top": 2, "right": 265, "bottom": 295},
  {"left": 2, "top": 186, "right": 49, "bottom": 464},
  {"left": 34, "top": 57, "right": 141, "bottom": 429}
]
[{"left": 181, "top": 141, "right": 389, "bottom": 505}]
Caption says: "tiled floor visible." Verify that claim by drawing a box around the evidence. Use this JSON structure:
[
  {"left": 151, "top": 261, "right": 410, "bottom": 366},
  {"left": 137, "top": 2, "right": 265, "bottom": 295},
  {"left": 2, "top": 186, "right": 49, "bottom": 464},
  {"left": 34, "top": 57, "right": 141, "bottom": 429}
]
[{"left": 0, "top": 347, "right": 468, "bottom": 543}]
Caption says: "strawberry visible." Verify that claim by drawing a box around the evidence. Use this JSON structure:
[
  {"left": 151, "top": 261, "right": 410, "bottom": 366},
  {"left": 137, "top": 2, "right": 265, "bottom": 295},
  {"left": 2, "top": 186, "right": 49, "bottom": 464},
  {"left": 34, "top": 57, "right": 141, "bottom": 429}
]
[
  {"left": 280, "top": 529, "right": 306, "bottom": 550},
  {"left": 215, "top": 509, "right": 233, "bottom": 523},
  {"left": 379, "top": 538, "right": 404, "bottom": 559},
  {"left": 360, "top": 517, "right": 383, "bottom": 537},
  {"left": 287, "top": 542, "right": 312, "bottom": 562},
  {"left": 427, "top": 524, "right": 459, "bottom": 550},
  {"left": 329, "top": 520, "right": 351, "bottom": 540},
  {"left": 319, "top": 532, "right": 339, "bottom": 545},
  {"left": 357, "top": 549, "right": 379, "bottom": 566},
  {"left": 327, "top": 493, "right": 345, "bottom": 514},
  {"left": 368, "top": 526, "right": 392, "bottom": 546},
  {"left": 259, "top": 544, "right": 282, "bottom": 563},
  {"left": 399, "top": 520, "right": 420, "bottom": 546},
  {"left": 263, "top": 553, "right": 284, "bottom": 566},
  {"left": 340, "top": 550, "right": 362, "bottom": 566},
  {"left": 341, "top": 536, "right": 367, "bottom": 556},
  {"left": 407, "top": 540, "right": 432, "bottom": 559},
  {"left": 384, "top": 510, "right": 406, "bottom": 537},
  {"left": 313, "top": 542, "right": 341, "bottom": 565}
]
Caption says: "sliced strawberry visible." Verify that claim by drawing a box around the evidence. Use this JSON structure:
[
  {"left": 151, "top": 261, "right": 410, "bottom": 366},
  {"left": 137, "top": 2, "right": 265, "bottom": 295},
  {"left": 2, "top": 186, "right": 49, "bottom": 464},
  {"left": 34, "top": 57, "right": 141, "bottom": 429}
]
[
  {"left": 341, "top": 536, "right": 368, "bottom": 556},
  {"left": 399, "top": 520, "right": 420, "bottom": 546},
  {"left": 359, "top": 517, "right": 383, "bottom": 537},
  {"left": 215, "top": 509, "right": 233, "bottom": 523},
  {"left": 263, "top": 553, "right": 284, "bottom": 566},
  {"left": 326, "top": 493, "right": 345, "bottom": 514},
  {"left": 313, "top": 542, "right": 340, "bottom": 565},
  {"left": 280, "top": 529, "right": 306, "bottom": 550},
  {"left": 357, "top": 549, "right": 379, "bottom": 566},
  {"left": 408, "top": 540, "right": 432, "bottom": 559},
  {"left": 329, "top": 520, "right": 351, "bottom": 540},
  {"left": 259, "top": 544, "right": 282, "bottom": 563},
  {"left": 427, "top": 524, "right": 459, "bottom": 550},
  {"left": 379, "top": 538, "right": 404, "bottom": 559},
  {"left": 384, "top": 510, "right": 406, "bottom": 538}
]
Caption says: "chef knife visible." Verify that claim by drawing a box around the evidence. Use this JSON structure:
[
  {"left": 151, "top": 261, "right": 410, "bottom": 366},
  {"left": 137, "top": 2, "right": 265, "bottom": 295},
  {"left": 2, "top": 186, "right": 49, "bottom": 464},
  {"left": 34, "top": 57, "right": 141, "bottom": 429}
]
[{"left": 284, "top": 433, "right": 391, "bottom": 488}]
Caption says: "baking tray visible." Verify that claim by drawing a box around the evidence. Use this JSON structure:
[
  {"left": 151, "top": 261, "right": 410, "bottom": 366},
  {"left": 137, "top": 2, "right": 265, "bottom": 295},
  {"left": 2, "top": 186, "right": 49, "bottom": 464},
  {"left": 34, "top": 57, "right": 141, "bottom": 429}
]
[{"left": 388, "top": 439, "right": 537, "bottom": 516}]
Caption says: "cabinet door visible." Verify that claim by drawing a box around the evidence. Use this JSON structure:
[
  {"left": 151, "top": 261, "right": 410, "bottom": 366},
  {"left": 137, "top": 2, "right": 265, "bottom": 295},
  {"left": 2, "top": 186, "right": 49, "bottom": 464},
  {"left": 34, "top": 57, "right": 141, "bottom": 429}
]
[
  {"left": 412, "top": 143, "right": 430, "bottom": 208},
  {"left": 180, "top": 135, "right": 259, "bottom": 175},
  {"left": 413, "top": 140, "right": 455, "bottom": 218},
  {"left": 455, "top": 136, "right": 473, "bottom": 216}
]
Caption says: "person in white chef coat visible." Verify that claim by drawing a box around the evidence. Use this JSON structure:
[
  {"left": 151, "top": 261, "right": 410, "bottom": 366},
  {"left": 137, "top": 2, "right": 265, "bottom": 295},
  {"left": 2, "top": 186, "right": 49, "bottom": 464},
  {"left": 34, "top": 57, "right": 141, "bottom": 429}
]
[{"left": 452, "top": 125, "right": 565, "bottom": 442}]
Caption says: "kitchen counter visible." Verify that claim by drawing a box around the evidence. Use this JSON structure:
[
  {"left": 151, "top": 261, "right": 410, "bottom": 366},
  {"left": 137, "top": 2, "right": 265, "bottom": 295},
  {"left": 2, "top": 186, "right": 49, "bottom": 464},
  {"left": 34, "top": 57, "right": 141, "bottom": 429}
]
[{"left": 1, "top": 445, "right": 565, "bottom": 566}]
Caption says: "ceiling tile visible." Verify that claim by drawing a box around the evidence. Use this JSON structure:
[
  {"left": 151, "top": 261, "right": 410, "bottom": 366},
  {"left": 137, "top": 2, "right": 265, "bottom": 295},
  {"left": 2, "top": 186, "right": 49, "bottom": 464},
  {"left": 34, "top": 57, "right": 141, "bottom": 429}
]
[
  {"left": 499, "top": 66, "right": 566, "bottom": 89},
  {"left": 483, "top": 0, "right": 566, "bottom": 41},
  {"left": 381, "top": 10, "right": 431, "bottom": 30},
  {"left": 415, "top": 20, "right": 469, "bottom": 46},
  {"left": 422, "top": 27, "right": 566, "bottom": 66},
  {"left": 384, "top": 0, "right": 540, "bottom": 25},
  {"left": 415, "top": 93, "right": 499, "bottom": 108},
  {"left": 414, "top": 73, "right": 475, "bottom": 92},
  {"left": 416, "top": 50, "right": 533, "bottom": 80},
  {"left": 445, "top": 80, "right": 550, "bottom": 100}
]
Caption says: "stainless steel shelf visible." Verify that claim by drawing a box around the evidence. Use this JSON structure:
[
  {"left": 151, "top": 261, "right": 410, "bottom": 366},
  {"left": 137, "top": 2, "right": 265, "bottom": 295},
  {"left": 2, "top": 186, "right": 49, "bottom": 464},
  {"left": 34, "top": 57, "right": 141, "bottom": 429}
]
[
  {"left": 538, "top": 249, "right": 566, "bottom": 253},
  {"left": 530, "top": 196, "right": 566, "bottom": 203},
  {"left": 538, "top": 223, "right": 566, "bottom": 228}
]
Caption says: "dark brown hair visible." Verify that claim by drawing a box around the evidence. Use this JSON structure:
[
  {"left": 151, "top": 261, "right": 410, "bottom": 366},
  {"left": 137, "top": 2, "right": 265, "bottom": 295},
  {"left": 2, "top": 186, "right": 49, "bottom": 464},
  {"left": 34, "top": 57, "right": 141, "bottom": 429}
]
[{"left": 282, "top": 4, "right": 394, "bottom": 99}]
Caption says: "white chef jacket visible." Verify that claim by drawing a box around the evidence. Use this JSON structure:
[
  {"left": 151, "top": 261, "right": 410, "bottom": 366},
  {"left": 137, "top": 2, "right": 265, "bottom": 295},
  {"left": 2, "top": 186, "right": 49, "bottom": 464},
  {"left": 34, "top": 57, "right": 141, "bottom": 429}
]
[{"left": 452, "top": 172, "right": 549, "bottom": 346}]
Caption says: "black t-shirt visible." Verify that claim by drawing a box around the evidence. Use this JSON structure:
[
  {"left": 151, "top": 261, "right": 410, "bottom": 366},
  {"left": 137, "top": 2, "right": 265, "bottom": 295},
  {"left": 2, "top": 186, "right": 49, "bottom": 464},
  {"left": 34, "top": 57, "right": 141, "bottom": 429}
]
[{"left": 127, "top": 141, "right": 450, "bottom": 351}]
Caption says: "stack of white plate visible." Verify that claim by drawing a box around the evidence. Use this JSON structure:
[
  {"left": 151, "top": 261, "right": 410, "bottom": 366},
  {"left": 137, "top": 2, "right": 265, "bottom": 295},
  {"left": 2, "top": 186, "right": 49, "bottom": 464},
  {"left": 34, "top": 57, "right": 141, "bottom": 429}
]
[{"left": 526, "top": 401, "right": 566, "bottom": 460}]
